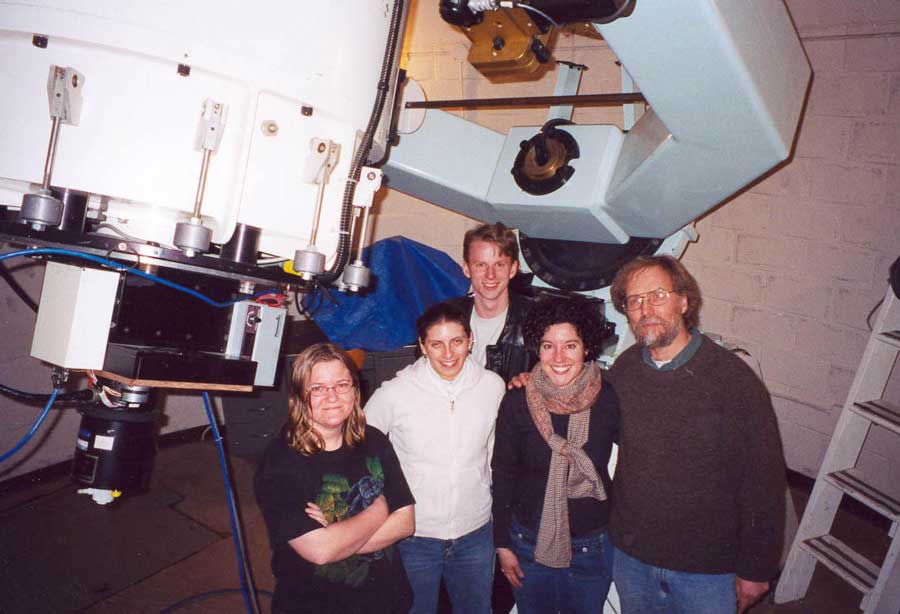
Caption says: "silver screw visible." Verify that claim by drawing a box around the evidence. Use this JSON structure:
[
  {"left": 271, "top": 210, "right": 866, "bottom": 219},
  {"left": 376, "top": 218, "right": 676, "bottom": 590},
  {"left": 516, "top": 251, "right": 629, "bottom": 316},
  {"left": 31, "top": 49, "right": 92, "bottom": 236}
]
[{"left": 261, "top": 120, "right": 279, "bottom": 136}]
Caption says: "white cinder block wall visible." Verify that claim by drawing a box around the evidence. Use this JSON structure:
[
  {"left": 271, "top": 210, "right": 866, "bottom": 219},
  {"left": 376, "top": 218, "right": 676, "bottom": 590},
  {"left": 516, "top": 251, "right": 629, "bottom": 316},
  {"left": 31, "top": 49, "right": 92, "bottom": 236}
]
[{"left": 371, "top": 0, "right": 900, "bottom": 492}]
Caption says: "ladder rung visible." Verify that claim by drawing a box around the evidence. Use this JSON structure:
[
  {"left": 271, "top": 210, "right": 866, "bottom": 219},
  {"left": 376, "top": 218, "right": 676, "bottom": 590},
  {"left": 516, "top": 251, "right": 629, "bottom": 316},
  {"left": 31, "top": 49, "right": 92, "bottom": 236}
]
[
  {"left": 879, "top": 330, "right": 900, "bottom": 348},
  {"left": 851, "top": 400, "right": 900, "bottom": 435},
  {"left": 825, "top": 468, "right": 900, "bottom": 522},
  {"left": 800, "top": 535, "right": 879, "bottom": 594}
]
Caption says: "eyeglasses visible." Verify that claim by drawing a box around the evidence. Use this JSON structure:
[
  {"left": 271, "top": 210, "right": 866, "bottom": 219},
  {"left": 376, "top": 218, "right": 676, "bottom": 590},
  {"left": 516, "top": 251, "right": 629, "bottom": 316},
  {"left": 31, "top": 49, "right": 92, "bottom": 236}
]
[
  {"left": 623, "top": 287, "right": 677, "bottom": 311},
  {"left": 307, "top": 381, "right": 354, "bottom": 398}
]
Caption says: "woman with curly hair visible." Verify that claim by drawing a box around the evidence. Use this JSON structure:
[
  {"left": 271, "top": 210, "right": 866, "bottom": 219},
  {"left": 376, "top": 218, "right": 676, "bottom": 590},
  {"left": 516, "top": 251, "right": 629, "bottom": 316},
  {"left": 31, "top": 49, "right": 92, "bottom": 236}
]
[
  {"left": 254, "top": 342, "right": 415, "bottom": 614},
  {"left": 492, "top": 297, "right": 620, "bottom": 613}
]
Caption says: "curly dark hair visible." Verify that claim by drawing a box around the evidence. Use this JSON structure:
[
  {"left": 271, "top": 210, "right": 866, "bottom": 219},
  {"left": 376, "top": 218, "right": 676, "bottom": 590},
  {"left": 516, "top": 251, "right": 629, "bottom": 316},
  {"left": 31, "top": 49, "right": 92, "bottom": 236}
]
[{"left": 523, "top": 297, "right": 606, "bottom": 362}]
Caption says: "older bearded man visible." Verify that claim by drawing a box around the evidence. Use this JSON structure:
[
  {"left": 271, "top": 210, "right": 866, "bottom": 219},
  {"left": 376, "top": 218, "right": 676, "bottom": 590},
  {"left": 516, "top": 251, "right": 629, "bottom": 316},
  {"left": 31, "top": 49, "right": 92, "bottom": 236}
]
[{"left": 607, "top": 255, "right": 786, "bottom": 614}]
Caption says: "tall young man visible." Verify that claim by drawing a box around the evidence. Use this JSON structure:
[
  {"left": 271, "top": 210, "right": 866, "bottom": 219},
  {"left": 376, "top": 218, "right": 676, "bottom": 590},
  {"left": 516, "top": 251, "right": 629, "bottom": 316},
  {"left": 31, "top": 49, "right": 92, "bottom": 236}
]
[
  {"left": 448, "top": 222, "right": 536, "bottom": 383},
  {"left": 446, "top": 222, "right": 534, "bottom": 614}
]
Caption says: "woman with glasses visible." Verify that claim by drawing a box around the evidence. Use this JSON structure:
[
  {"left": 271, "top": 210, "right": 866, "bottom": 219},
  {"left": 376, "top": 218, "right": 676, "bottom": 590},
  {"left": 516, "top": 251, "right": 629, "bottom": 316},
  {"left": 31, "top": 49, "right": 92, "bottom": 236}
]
[
  {"left": 254, "top": 342, "right": 415, "bottom": 614},
  {"left": 365, "top": 302, "right": 506, "bottom": 614},
  {"left": 492, "top": 297, "right": 619, "bottom": 614}
]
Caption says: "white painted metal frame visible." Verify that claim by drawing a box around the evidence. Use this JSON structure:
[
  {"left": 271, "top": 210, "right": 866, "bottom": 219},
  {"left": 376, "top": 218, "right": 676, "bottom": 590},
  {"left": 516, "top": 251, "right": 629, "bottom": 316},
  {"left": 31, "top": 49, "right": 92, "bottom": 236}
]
[
  {"left": 776, "top": 288, "right": 900, "bottom": 613},
  {"left": 386, "top": 0, "right": 810, "bottom": 245}
]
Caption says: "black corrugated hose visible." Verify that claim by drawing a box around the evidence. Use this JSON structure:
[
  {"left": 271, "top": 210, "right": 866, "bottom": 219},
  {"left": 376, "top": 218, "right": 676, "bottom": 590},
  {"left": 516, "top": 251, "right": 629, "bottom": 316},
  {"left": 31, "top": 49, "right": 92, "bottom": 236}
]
[
  {"left": 0, "top": 384, "right": 95, "bottom": 404},
  {"left": 318, "top": 0, "right": 406, "bottom": 284}
]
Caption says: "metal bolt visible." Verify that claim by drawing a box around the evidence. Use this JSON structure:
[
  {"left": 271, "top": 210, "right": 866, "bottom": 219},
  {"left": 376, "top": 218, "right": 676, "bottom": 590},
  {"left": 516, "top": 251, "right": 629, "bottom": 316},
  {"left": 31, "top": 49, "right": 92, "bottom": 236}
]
[
  {"left": 117, "top": 242, "right": 127, "bottom": 251},
  {"left": 32, "top": 35, "right": 48, "bottom": 48},
  {"left": 51, "top": 367, "right": 69, "bottom": 388},
  {"left": 317, "top": 142, "right": 326, "bottom": 153},
  {"left": 177, "top": 63, "right": 191, "bottom": 77},
  {"left": 261, "top": 120, "right": 279, "bottom": 136},
  {"left": 367, "top": 171, "right": 376, "bottom": 180},
  {"left": 301, "top": 105, "right": 313, "bottom": 117}
]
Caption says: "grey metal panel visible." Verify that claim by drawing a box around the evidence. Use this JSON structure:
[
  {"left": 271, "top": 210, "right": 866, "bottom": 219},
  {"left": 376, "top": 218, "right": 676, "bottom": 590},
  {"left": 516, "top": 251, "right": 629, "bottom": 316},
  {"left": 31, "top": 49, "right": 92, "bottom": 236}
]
[
  {"left": 487, "top": 124, "right": 629, "bottom": 243},
  {"left": 383, "top": 110, "right": 506, "bottom": 222},
  {"left": 386, "top": 0, "right": 810, "bottom": 246},
  {"left": 492, "top": 201, "right": 623, "bottom": 244},
  {"left": 596, "top": 0, "right": 811, "bottom": 237}
]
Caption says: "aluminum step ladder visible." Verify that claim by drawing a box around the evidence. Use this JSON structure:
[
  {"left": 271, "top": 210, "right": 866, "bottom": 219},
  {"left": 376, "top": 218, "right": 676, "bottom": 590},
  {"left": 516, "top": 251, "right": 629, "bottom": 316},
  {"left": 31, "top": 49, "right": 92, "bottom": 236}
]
[{"left": 775, "top": 287, "right": 900, "bottom": 613}]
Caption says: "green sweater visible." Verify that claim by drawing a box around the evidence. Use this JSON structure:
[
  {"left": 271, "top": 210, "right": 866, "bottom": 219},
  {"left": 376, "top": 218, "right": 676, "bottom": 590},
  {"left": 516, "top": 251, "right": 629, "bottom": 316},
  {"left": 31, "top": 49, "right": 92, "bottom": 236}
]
[{"left": 608, "top": 334, "right": 786, "bottom": 581}]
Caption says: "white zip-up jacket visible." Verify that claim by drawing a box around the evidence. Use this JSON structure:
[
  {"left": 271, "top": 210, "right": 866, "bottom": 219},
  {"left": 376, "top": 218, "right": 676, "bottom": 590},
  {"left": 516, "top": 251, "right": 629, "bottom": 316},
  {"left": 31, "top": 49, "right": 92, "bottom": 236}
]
[{"left": 365, "top": 356, "right": 505, "bottom": 540}]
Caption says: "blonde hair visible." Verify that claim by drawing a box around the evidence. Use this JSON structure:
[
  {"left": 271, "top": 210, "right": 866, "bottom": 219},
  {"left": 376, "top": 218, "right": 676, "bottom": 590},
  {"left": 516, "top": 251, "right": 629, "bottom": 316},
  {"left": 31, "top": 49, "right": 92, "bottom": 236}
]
[
  {"left": 284, "top": 343, "right": 366, "bottom": 455},
  {"left": 463, "top": 222, "right": 519, "bottom": 263}
]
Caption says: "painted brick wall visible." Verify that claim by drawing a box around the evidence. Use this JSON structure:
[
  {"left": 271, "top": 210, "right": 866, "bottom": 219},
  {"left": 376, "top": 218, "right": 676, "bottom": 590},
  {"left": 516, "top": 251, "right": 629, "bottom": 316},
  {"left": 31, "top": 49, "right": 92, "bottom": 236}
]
[
  {"left": 371, "top": 0, "right": 900, "bottom": 491},
  {"left": 685, "top": 0, "right": 900, "bottom": 491}
]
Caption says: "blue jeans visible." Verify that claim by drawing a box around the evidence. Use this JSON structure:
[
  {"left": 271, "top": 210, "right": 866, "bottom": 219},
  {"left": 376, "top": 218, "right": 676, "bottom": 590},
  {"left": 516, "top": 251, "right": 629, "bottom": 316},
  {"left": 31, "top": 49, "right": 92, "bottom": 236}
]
[
  {"left": 397, "top": 520, "right": 494, "bottom": 614},
  {"left": 508, "top": 518, "right": 613, "bottom": 614},
  {"left": 613, "top": 545, "right": 737, "bottom": 614}
]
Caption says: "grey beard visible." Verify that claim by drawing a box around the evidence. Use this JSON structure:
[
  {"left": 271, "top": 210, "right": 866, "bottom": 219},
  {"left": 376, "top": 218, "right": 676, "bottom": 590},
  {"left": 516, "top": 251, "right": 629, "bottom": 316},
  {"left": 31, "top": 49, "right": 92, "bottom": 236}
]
[{"left": 634, "top": 319, "right": 683, "bottom": 349}]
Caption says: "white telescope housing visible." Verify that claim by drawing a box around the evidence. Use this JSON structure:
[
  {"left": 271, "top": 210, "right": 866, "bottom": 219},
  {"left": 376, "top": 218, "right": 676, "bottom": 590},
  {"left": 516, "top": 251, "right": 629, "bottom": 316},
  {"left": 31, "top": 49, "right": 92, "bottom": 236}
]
[{"left": 0, "top": 0, "right": 402, "bottom": 262}]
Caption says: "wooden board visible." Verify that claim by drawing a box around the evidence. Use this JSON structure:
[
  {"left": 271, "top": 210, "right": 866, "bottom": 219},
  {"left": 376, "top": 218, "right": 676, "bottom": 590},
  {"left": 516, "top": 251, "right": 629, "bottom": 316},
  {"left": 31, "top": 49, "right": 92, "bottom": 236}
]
[{"left": 92, "top": 370, "right": 253, "bottom": 392}]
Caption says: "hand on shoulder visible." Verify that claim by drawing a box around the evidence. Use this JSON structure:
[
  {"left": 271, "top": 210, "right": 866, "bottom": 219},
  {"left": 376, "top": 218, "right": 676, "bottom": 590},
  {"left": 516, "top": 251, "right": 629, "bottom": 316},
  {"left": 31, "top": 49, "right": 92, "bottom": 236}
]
[{"left": 507, "top": 371, "right": 530, "bottom": 390}]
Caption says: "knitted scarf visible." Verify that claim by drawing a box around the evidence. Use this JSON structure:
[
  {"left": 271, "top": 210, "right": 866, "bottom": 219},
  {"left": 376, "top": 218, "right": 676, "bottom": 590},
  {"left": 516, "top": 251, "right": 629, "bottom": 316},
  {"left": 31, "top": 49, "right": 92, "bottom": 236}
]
[{"left": 525, "top": 361, "right": 606, "bottom": 568}]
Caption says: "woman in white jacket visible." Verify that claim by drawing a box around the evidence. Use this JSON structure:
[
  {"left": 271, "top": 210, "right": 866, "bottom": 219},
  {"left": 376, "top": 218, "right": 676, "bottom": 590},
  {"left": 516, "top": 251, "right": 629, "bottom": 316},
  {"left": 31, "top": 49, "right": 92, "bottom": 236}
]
[{"left": 365, "top": 301, "right": 506, "bottom": 614}]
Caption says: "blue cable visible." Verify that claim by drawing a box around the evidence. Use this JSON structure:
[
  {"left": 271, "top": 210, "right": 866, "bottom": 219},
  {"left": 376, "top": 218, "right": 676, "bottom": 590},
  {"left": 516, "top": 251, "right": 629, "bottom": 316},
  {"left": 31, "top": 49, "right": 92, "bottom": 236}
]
[
  {"left": 0, "top": 248, "right": 277, "bottom": 308},
  {"left": 202, "top": 392, "right": 258, "bottom": 614},
  {"left": 159, "top": 588, "right": 273, "bottom": 613},
  {"left": 0, "top": 387, "right": 60, "bottom": 463},
  {"left": 0, "top": 248, "right": 272, "bottom": 605}
]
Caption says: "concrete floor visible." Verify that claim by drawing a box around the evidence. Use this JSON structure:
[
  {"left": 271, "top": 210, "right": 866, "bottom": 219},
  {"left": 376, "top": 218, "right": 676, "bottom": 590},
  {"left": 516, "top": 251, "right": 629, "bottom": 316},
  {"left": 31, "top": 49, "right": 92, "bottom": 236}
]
[{"left": 0, "top": 435, "right": 890, "bottom": 613}]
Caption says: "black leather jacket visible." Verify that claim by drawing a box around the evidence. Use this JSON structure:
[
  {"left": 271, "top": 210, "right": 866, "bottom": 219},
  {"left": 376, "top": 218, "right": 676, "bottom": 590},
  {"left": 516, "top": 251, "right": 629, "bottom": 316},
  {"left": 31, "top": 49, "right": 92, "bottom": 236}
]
[{"left": 448, "top": 292, "right": 536, "bottom": 383}]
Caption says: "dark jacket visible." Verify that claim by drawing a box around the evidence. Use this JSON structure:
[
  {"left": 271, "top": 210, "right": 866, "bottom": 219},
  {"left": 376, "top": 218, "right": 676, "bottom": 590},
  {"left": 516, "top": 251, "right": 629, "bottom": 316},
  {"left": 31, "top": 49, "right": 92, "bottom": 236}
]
[
  {"left": 491, "top": 385, "right": 620, "bottom": 548},
  {"left": 448, "top": 292, "right": 536, "bottom": 383}
]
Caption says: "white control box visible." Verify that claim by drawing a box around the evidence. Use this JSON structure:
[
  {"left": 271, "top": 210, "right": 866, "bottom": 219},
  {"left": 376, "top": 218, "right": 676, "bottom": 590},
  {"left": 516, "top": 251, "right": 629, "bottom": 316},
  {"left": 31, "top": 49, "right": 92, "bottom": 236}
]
[
  {"left": 225, "top": 302, "right": 286, "bottom": 387},
  {"left": 31, "top": 261, "right": 120, "bottom": 369}
]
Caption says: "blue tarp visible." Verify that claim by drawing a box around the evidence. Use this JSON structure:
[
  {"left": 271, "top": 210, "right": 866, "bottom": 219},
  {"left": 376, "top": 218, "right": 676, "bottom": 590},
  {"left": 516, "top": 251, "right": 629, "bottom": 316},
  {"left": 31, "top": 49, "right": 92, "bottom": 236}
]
[{"left": 310, "top": 236, "right": 470, "bottom": 351}]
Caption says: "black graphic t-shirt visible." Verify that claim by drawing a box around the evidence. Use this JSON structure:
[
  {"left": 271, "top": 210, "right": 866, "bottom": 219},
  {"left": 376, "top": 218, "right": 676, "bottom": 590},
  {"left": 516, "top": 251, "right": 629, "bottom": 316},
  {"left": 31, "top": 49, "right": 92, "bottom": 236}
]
[{"left": 255, "top": 426, "right": 415, "bottom": 614}]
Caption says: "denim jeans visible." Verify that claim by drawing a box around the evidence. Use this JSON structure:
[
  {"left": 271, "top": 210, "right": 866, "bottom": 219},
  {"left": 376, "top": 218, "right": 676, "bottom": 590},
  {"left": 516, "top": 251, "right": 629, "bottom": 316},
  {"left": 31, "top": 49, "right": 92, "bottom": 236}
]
[
  {"left": 397, "top": 520, "right": 494, "bottom": 614},
  {"left": 613, "top": 545, "right": 737, "bottom": 614},
  {"left": 507, "top": 518, "right": 613, "bottom": 614}
]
